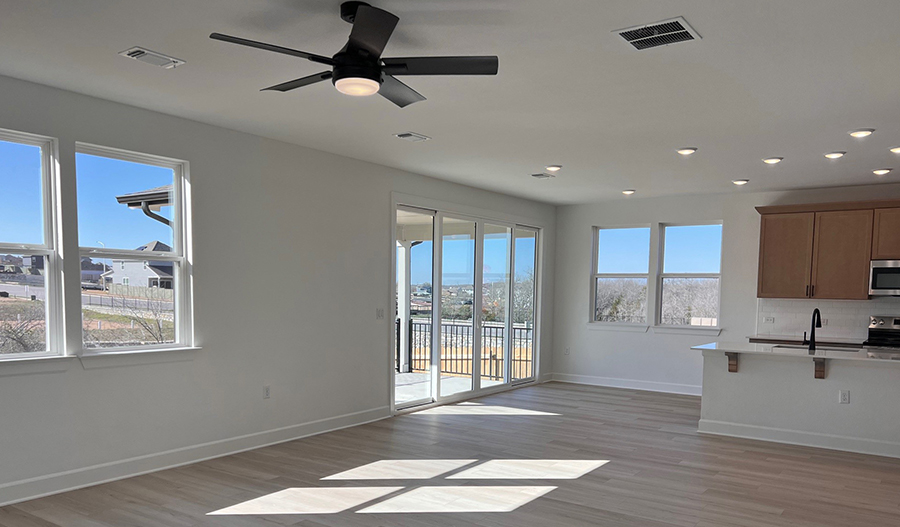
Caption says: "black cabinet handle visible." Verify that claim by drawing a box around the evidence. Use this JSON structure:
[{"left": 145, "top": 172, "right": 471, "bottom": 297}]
[
  {"left": 806, "top": 285, "right": 810, "bottom": 297},
  {"left": 811, "top": 285, "right": 815, "bottom": 297}
]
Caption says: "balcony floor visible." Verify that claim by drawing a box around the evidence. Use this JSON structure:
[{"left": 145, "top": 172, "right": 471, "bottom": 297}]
[{"left": 395, "top": 372, "right": 505, "bottom": 406}]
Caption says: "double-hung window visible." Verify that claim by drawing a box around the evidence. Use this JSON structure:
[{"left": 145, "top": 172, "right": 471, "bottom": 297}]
[
  {"left": 658, "top": 224, "right": 722, "bottom": 327},
  {"left": 76, "top": 144, "right": 191, "bottom": 351},
  {"left": 0, "top": 130, "right": 61, "bottom": 356},
  {"left": 592, "top": 227, "right": 651, "bottom": 323}
]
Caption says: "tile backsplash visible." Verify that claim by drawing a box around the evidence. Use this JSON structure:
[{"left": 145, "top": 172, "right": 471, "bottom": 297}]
[{"left": 757, "top": 297, "right": 900, "bottom": 341}]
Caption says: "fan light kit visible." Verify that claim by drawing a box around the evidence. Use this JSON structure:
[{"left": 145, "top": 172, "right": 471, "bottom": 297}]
[
  {"left": 732, "top": 179, "right": 749, "bottom": 186},
  {"left": 891, "top": 147, "right": 900, "bottom": 154},
  {"left": 874, "top": 169, "right": 893, "bottom": 176},
  {"left": 622, "top": 189, "right": 636, "bottom": 195},
  {"left": 334, "top": 77, "right": 380, "bottom": 96},
  {"left": 210, "top": 2, "right": 498, "bottom": 107},
  {"left": 824, "top": 152, "right": 845, "bottom": 159},
  {"left": 677, "top": 148, "right": 697, "bottom": 156},
  {"left": 763, "top": 157, "right": 783, "bottom": 165},
  {"left": 849, "top": 129, "right": 875, "bottom": 138},
  {"left": 545, "top": 165, "right": 563, "bottom": 172}
]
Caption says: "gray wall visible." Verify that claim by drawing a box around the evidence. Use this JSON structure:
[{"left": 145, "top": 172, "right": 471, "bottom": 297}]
[
  {"left": 0, "top": 74, "right": 556, "bottom": 505},
  {"left": 552, "top": 184, "right": 900, "bottom": 394}
]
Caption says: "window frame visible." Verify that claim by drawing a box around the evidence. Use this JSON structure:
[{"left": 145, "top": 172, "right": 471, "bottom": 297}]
[
  {"left": 0, "top": 128, "right": 63, "bottom": 359},
  {"left": 76, "top": 142, "right": 193, "bottom": 353},
  {"left": 655, "top": 222, "right": 723, "bottom": 328},
  {"left": 590, "top": 225, "right": 652, "bottom": 326}
]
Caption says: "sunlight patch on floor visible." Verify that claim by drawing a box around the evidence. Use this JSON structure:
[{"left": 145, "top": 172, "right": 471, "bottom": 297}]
[
  {"left": 207, "top": 487, "right": 402, "bottom": 515},
  {"left": 356, "top": 486, "right": 557, "bottom": 514},
  {"left": 414, "top": 402, "right": 560, "bottom": 416},
  {"left": 447, "top": 459, "right": 609, "bottom": 480},
  {"left": 322, "top": 459, "right": 478, "bottom": 480}
]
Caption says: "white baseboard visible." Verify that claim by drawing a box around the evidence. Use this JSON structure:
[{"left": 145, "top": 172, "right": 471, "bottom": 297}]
[
  {"left": 550, "top": 373, "right": 702, "bottom": 396},
  {"left": 0, "top": 406, "right": 391, "bottom": 507},
  {"left": 699, "top": 419, "right": 900, "bottom": 459}
]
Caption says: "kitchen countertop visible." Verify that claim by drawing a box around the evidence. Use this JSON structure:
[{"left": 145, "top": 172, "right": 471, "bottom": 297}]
[
  {"left": 748, "top": 334, "right": 863, "bottom": 347},
  {"left": 694, "top": 341, "right": 900, "bottom": 363}
]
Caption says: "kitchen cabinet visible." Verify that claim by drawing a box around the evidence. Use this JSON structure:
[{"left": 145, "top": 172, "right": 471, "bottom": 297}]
[
  {"left": 757, "top": 213, "right": 815, "bottom": 298},
  {"left": 756, "top": 199, "right": 897, "bottom": 300},
  {"left": 872, "top": 208, "right": 900, "bottom": 259},
  {"left": 810, "top": 209, "right": 873, "bottom": 300}
]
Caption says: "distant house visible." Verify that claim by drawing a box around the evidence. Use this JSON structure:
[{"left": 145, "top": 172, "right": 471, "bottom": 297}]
[{"left": 102, "top": 241, "right": 174, "bottom": 289}]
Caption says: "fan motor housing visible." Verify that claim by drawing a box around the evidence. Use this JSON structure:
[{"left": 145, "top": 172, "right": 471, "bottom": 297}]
[{"left": 331, "top": 52, "right": 382, "bottom": 85}]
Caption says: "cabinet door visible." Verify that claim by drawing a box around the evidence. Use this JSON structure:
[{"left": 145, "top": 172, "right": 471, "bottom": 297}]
[
  {"left": 872, "top": 208, "right": 900, "bottom": 259},
  {"left": 757, "top": 213, "right": 815, "bottom": 298},
  {"left": 811, "top": 210, "right": 873, "bottom": 300}
]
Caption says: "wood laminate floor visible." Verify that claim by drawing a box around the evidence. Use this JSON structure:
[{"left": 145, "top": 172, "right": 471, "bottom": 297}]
[{"left": 3, "top": 382, "right": 900, "bottom": 526}]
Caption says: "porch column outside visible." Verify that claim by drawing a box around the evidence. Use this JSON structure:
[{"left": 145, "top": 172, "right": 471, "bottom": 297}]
[{"left": 397, "top": 240, "right": 412, "bottom": 373}]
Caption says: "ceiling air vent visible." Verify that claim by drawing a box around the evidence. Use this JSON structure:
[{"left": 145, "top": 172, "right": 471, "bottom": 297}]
[
  {"left": 531, "top": 173, "right": 555, "bottom": 180},
  {"left": 615, "top": 17, "right": 701, "bottom": 50},
  {"left": 394, "top": 132, "right": 431, "bottom": 142},
  {"left": 118, "top": 47, "right": 185, "bottom": 69}
]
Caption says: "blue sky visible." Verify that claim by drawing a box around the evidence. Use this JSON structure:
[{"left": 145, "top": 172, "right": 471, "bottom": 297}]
[
  {"left": 404, "top": 234, "right": 536, "bottom": 286},
  {"left": 597, "top": 224, "right": 722, "bottom": 274},
  {"left": 0, "top": 140, "right": 174, "bottom": 251}
]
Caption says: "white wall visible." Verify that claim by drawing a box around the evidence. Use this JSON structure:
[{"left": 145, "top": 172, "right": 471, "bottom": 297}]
[
  {"left": 552, "top": 184, "right": 900, "bottom": 395},
  {"left": 0, "top": 74, "right": 556, "bottom": 505}
]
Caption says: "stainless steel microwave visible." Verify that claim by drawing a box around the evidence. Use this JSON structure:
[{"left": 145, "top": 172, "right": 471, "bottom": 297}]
[{"left": 870, "top": 261, "right": 900, "bottom": 295}]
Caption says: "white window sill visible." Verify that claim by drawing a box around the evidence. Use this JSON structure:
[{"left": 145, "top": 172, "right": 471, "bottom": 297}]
[
  {"left": 652, "top": 326, "right": 722, "bottom": 336},
  {"left": 0, "top": 354, "right": 77, "bottom": 377},
  {"left": 586, "top": 322, "right": 650, "bottom": 333},
  {"left": 78, "top": 346, "right": 201, "bottom": 369}
]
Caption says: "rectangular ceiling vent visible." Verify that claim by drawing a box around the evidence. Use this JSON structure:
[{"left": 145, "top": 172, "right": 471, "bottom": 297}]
[
  {"left": 118, "top": 47, "right": 185, "bottom": 69},
  {"left": 394, "top": 132, "right": 431, "bottom": 143},
  {"left": 615, "top": 17, "right": 701, "bottom": 50}
]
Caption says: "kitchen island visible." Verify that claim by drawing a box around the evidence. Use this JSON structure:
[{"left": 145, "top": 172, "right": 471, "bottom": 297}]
[{"left": 694, "top": 341, "right": 900, "bottom": 458}]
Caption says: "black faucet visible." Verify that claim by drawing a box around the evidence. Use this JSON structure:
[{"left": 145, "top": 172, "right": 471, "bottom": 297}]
[{"left": 809, "top": 308, "right": 822, "bottom": 354}]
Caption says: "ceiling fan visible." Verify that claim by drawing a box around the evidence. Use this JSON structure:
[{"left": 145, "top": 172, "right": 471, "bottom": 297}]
[{"left": 210, "top": 1, "right": 499, "bottom": 108}]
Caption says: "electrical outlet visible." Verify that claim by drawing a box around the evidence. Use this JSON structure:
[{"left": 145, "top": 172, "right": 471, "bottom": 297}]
[
  {"left": 822, "top": 319, "right": 828, "bottom": 326},
  {"left": 564, "top": 347, "right": 570, "bottom": 355},
  {"left": 264, "top": 385, "right": 271, "bottom": 399},
  {"left": 763, "top": 317, "right": 775, "bottom": 324},
  {"left": 839, "top": 390, "right": 849, "bottom": 404},
  {"left": 376, "top": 308, "right": 385, "bottom": 320}
]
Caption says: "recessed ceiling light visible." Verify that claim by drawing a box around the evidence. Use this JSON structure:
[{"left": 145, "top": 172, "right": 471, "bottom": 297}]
[
  {"left": 891, "top": 146, "right": 900, "bottom": 154},
  {"left": 545, "top": 165, "right": 562, "bottom": 172},
  {"left": 849, "top": 128, "right": 875, "bottom": 138},
  {"left": 531, "top": 173, "right": 555, "bottom": 180},
  {"left": 873, "top": 169, "right": 893, "bottom": 176},
  {"left": 732, "top": 179, "right": 749, "bottom": 186},
  {"left": 763, "top": 157, "right": 783, "bottom": 165},
  {"left": 824, "top": 151, "right": 845, "bottom": 159},
  {"left": 677, "top": 148, "right": 697, "bottom": 156},
  {"left": 622, "top": 189, "right": 635, "bottom": 195}
]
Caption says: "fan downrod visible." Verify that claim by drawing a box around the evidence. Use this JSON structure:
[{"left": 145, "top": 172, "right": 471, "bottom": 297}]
[{"left": 340, "top": 1, "right": 371, "bottom": 24}]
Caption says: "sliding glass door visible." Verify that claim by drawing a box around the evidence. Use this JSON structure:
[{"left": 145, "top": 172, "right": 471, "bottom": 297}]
[
  {"left": 394, "top": 206, "right": 539, "bottom": 407},
  {"left": 439, "top": 217, "right": 476, "bottom": 397},
  {"left": 394, "top": 207, "right": 435, "bottom": 408},
  {"left": 481, "top": 224, "right": 511, "bottom": 389}
]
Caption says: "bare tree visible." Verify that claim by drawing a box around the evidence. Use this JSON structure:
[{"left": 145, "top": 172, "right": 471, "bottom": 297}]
[{"left": 0, "top": 302, "right": 45, "bottom": 354}]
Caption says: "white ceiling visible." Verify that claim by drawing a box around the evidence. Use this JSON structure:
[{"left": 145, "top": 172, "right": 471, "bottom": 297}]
[{"left": 3, "top": 1, "right": 900, "bottom": 204}]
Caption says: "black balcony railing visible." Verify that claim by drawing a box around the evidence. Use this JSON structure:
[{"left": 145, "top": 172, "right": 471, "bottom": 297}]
[{"left": 395, "top": 319, "right": 534, "bottom": 381}]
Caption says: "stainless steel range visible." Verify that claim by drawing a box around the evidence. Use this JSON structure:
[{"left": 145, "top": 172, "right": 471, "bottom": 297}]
[{"left": 863, "top": 316, "right": 900, "bottom": 357}]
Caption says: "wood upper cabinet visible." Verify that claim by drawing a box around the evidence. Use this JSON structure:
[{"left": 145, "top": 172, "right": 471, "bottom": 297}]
[
  {"left": 810, "top": 210, "right": 873, "bottom": 300},
  {"left": 872, "top": 208, "right": 900, "bottom": 259},
  {"left": 757, "top": 213, "right": 815, "bottom": 298}
]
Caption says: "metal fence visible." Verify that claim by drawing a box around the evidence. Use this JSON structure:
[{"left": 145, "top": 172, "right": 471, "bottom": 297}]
[{"left": 396, "top": 319, "right": 534, "bottom": 380}]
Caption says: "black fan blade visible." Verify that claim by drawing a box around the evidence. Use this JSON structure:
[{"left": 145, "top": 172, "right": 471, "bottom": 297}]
[
  {"left": 262, "top": 71, "right": 333, "bottom": 92},
  {"left": 210, "top": 33, "right": 334, "bottom": 66},
  {"left": 347, "top": 5, "right": 399, "bottom": 58},
  {"left": 381, "top": 56, "right": 498, "bottom": 76},
  {"left": 379, "top": 75, "right": 425, "bottom": 108}
]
